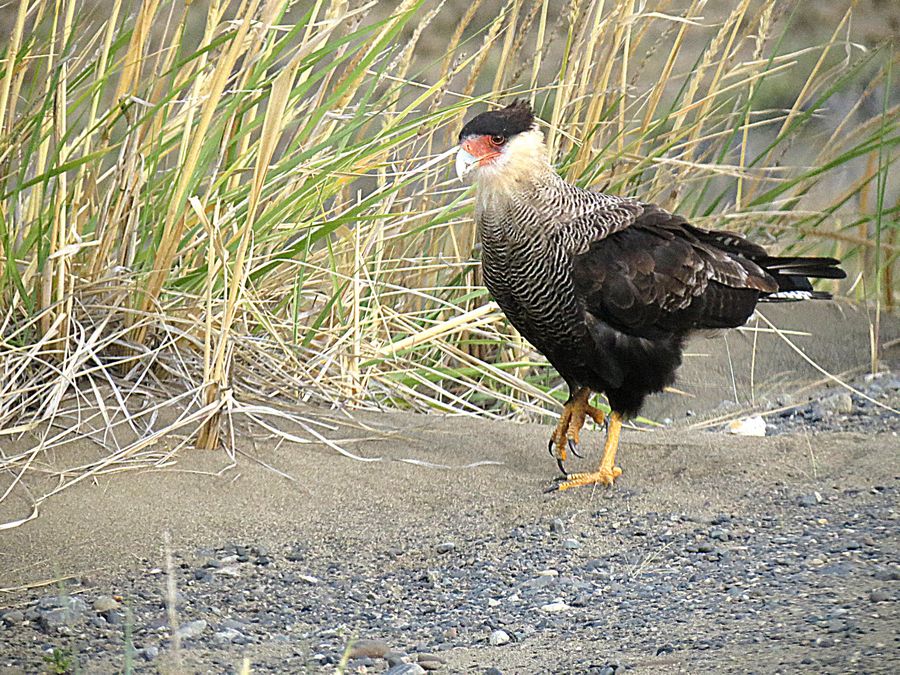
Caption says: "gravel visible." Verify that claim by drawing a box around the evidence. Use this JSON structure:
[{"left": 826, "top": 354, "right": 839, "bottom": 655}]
[
  {"left": 2, "top": 478, "right": 896, "bottom": 673},
  {"left": 761, "top": 369, "right": 900, "bottom": 436}
]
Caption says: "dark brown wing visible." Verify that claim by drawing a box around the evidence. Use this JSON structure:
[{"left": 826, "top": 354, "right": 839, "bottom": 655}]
[{"left": 572, "top": 205, "right": 777, "bottom": 340}]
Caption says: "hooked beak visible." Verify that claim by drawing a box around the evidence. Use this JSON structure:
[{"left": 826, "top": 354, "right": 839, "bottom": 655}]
[{"left": 455, "top": 147, "right": 477, "bottom": 181}]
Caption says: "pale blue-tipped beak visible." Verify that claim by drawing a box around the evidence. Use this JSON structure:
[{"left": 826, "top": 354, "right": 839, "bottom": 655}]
[{"left": 455, "top": 147, "right": 477, "bottom": 180}]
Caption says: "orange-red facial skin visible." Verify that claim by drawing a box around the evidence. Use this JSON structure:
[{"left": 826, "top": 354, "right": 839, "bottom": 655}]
[{"left": 461, "top": 135, "right": 504, "bottom": 167}]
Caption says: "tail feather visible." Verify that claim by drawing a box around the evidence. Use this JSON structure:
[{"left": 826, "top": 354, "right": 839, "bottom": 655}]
[
  {"left": 756, "top": 256, "right": 845, "bottom": 303},
  {"left": 755, "top": 256, "right": 846, "bottom": 279}
]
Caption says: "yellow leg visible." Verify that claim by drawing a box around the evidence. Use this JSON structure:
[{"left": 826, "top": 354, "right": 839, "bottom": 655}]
[
  {"left": 548, "top": 388, "right": 606, "bottom": 466},
  {"left": 555, "top": 412, "right": 624, "bottom": 490}
]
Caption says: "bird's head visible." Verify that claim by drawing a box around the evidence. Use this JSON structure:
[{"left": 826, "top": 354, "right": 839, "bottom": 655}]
[{"left": 456, "top": 100, "right": 548, "bottom": 189}]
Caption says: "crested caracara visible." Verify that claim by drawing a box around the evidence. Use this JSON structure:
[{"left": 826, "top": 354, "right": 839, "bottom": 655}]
[{"left": 456, "top": 100, "right": 845, "bottom": 491}]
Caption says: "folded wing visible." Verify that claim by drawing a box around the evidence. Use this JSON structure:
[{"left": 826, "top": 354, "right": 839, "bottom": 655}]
[{"left": 572, "top": 205, "right": 782, "bottom": 340}]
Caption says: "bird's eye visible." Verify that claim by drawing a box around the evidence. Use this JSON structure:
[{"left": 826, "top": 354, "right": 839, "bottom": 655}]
[{"left": 489, "top": 135, "right": 506, "bottom": 146}]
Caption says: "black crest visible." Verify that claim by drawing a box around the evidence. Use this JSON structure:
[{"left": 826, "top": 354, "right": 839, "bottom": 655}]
[{"left": 458, "top": 100, "right": 535, "bottom": 141}]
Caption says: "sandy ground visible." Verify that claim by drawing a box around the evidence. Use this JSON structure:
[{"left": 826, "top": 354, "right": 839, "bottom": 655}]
[
  {"left": 1, "top": 406, "right": 898, "bottom": 673},
  {"left": 0, "top": 303, "right": 898, "bottom": 673}
]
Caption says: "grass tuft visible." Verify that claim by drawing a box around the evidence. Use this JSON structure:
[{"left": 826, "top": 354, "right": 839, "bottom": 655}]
[{"left": 0, "top": 0, "right": 896, "bottom": 514}]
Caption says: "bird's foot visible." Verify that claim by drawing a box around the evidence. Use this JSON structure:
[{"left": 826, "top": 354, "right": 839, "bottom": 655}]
[
  {"left": 550, "top": 465, "right": 622, "bottom": 492},
  {"left": 548, "top": 388, "right": 606, "bottom": 474},
  {"left": 547, "top": 411, "right": 624, "bottom": 493}
]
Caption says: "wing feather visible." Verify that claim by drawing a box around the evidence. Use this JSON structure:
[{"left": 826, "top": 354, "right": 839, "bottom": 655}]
[{"left": 572, "top": 204, "right": 775, "bottom": 339}]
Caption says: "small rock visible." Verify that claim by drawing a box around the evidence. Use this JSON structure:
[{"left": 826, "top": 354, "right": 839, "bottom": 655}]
[
  {"left": 826, "top": 619, "right": 846, "bottom": 633},
  {"left": 728, "top": 415, "right": 766, "bottom": 437},
  {"left": 656, "top": 643, "right": 675, "bottom": 655},
  {"left": 540, "top": 600, "right": 572, "bottom": 612},
  {"left": 104, "top": 610, "right": 124, "bottom": 626},
  {"left": 350, "top": 638, "right": 390, "bottom": 659},
  {"left": 550, "top": 518, "right": 565, "bottom": 533},
  {"left": 489, "top": 629, "right": 511, "bottom": 646},
  {"left": 39, "top": 599, "right": 87, "bottom": 633},
  {"left": 869, "top": 589, "right": 890, "bottom": 603},
  {"left": 213, "top": 565, "right": 241, "bottom": 578},
  {"left": 93, "top": 596, "right": 119, "bottom": 613},
  {"left": 140, "top": 646, "right": 159, "bottom": 661},
  {"left": 563, "top": 538, "right": 581, "bottom": 550},
  {"left": 435, "top": 542, "right": 456, "bottom": 554},
  {"left": 820, "top": 392, "right": 853, "bottom": 414},
  {"left": 798, "top": 492, "right": 823, "bottom": 507},
  {"left": 297, "top": 574, "right": 320, "bottom": 585},
  {"left": 2, "top": 610, "right": 24, "bottom": 626},
  {"left": 214, "top": 628, "right": 244, "bottom": 644},
  {"left": 385, "top": 665, "right": 426, "bottom": 675},
  {"left": 174, "top": 619, "right": 207, "bottom": 640},
  {"left": 416, "top": 652, "right": 447, "bottom": 670},
  {"left": 484, "top": 670, "right": 504, "bottom": 675},
  {"left": 385, "top": 651, "right": 408, "bottom": 667}
]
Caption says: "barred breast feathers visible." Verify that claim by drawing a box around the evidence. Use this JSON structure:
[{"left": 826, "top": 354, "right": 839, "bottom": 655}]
[{"left": 474, "top": 126, "right": 643, "bottom": 255}]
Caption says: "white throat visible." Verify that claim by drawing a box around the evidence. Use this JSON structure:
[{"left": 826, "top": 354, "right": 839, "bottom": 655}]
[{"left": 472, "top": 127, "right": 555, "bottom": 195}]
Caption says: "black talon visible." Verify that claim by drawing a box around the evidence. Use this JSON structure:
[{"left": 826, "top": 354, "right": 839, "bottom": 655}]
[
  {"left": 567, "top": 438, "right": 583, "bottom": 458},
  {"left": 556, "top": 457, "right": 567, "bottom": 476},
  {"left": 548, "top": 438, "right": 556, "bottom": 456}
]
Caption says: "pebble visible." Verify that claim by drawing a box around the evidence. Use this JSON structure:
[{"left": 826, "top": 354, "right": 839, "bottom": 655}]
[
  {"left": 385, "top": 665, "right": 426, "bottom": 675},
  {"left": 38, "top": 597, "right": 88, "bottom": 633},
  {"left": 93, "top": 596, "right": 119, "bottom": 613},
  {"left": 350, "top": 638, "right": 390, "bottom": 659},
  {"left": 489, "top": 629, "right": 511, "bottom": 646},
  {"left": 798, "top": 492, "right": 824, "bottom": 507},
  {"left": 540, "top": 600, "right": 572, "bottom": 613},
  {"left": 2, "top": 610, "right": 24, "bottom": 626},
  {"left": 728, "top": 415, "right": 766, "bottom": 437},
  {"left": 213, "top": 628, "right": 244, "bottom": 644},
  {"left": 385, "top": 650, "right": 408, "bottom": 667},
  {"left": 104, "top": 610, "right": 124, "bottom": 625},
  {"left": 869, "top": 589, "right": 890, "bottom": 603},
  {"left": 550, "top": 518, "right": 565, "bottom": 533},
  {"left": 435, "top": 542, "right": 456, "bottom": 554},
  {"left": 563, "top": 538, "right": 581, "bottom": 549},
  {"left": 416, "top": 652, "right": 446, "bottom": 667},
  {"left": 140, "top": 646, "right": 159, "bottom": 661},
  {"left": 174, "top": 619, "right": 207, "bottom": 640},
  {"left": 820, "top": 393, "right": 853, "bottom": 414}
]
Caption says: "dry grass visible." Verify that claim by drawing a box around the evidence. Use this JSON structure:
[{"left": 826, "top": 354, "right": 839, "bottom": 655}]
[{"left": 0, "top": 0, "right": 896, "bottom": 519}]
